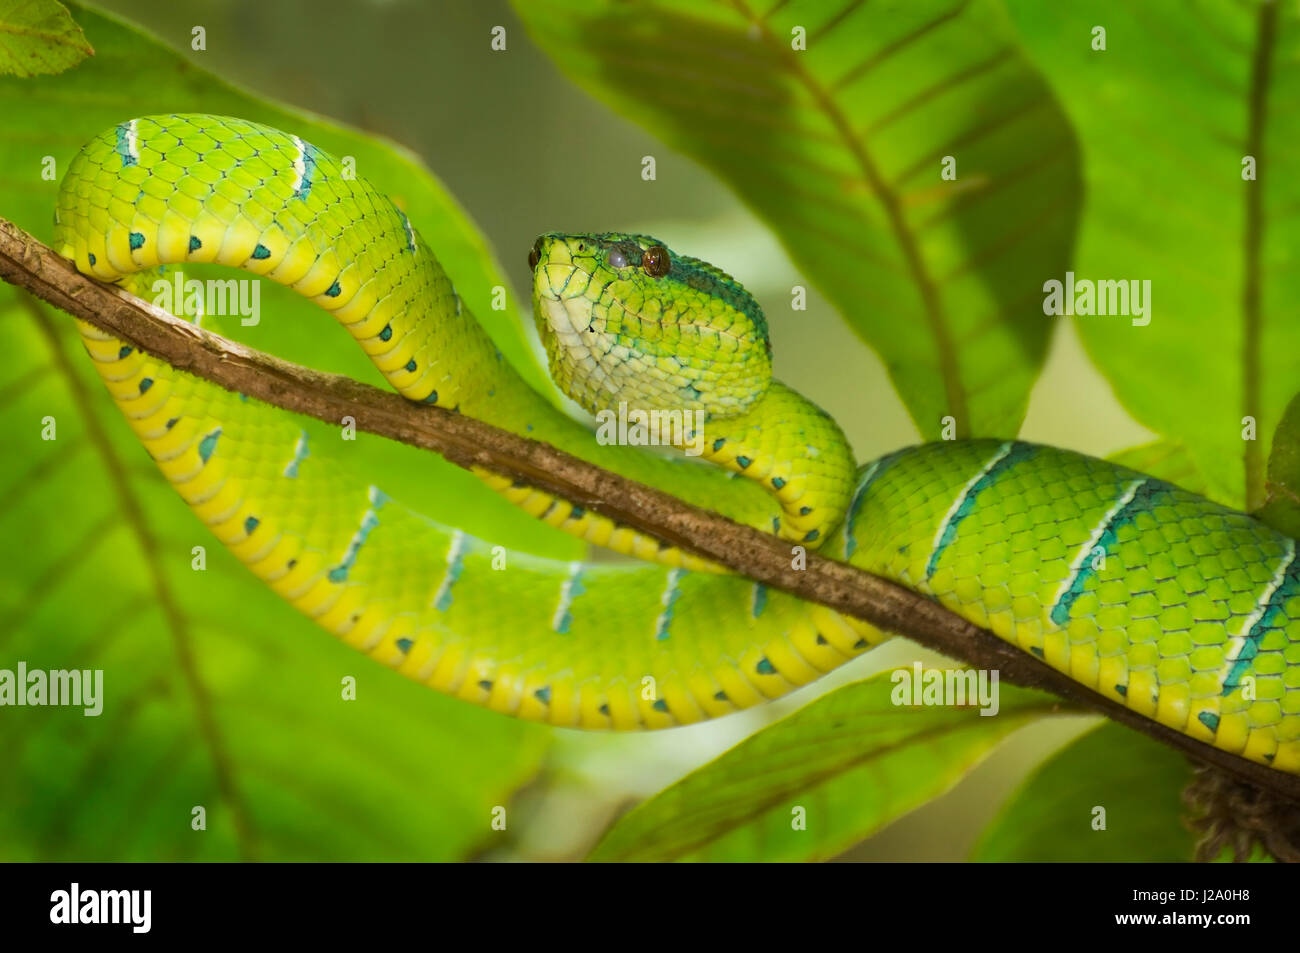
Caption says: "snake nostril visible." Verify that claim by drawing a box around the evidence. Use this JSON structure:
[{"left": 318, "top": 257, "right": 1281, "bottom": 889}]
[{"left": 528, "top": 238, "right": 543, "bottom": 272}]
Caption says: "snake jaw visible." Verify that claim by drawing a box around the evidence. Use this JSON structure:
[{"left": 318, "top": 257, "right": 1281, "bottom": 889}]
[{"left": 529, "top": 232, "right": 773, "bottom": 420}]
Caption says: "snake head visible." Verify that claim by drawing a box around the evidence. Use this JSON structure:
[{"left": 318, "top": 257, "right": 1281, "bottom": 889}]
[{"left": 529, "top": 232, "right": 772, "bottom": 420}]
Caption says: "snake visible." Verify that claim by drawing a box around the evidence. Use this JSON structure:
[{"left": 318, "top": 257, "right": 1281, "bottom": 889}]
[{"left": 50, "top": 114, "right": 1299, "bottom": 775}]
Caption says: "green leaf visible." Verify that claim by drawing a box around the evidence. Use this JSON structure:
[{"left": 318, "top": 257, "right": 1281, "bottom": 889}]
[
  {"left": 1254, "top": 390, "right": 1300, "bottom": 537},
  {"left": 1006, "top": 0, "right": 1300, "bottom": 510},
  {"left": 0, "top": 0, "right": 91, "bottom": 76},
  {"left": 0, "top": 5, "right": 558, "bottom": 860},
  {"left": 1108, "top": 439, "right": 1213, "bottom": 499},
  {"left": 0, "top": 1, "right": 575, "bottom": 551},
  {"left": 513, "top": 0, "right": 1081, "bottom": 439},
  {"left": 586, "top": 668, "right": 1063, "bottom": 862},
  {"left": 1, "top": 2, "right": 553, "bottom": 413},
  {"left": 971, "top": 722, "right": 1196, "bottom": 862}
]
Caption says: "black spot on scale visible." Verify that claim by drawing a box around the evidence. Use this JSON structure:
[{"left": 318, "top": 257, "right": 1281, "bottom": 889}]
[
  {"left": 1198, "top": 711, "right": 1220, "bottom": 733},
  {"left": 118, "top": 346, "right": 132, "bottom": 359},
  {"left": 379, "top": 324, "right": 393, "bottom": 342},
  {"left": 189, "top": 236, "right": 202, "bottom": 252},
  {"left": 87, "top": 253, "right": 96, "bottom": 266},
  {"left": 853, "top": 639, "right": 868, "bottom": 649},
  {"left": 599, "top": 703, "right": 610, "bottom": 716},
  {"left": 129, "top": 232, "right": 144, "bottom": 250},
  {"left": 251, "top": 244, "right": 271, "bottom": 260},
  {"left": 287, "top": 559, "right": 297, "bottom": 569},
  {"left": 479, "top": 679, "right": 493, "bottom": 691},
  {"left": 736, "top": 456, "right": 752, "bottom": 469},
  {"left": 816, "top": 634, "right": 828, "bottom": 645},
  {"left": 772, "top": 476, "right": 786, "bottom": 489},
  {"left": 405, "top": 359, "right": 417, "bottom": 373},
  {"left": 570, "top": 506, "right": 585, "bottom": 519},
  {"left": 396, "top": 637, "right": 413, "bottom": 653},
  {"left": 165, "top": 417, "right": 179, "bottom": 430},
  {"left": 756, "top": 658, "right": 776, "bottom": 675},
  {"left": 423, "top": 391, "right": 438, "bottom": 404},
  {"left": 1266, "top": 752, "right": 1276, "bottom": 763},
  {"left": 534, "top": 686, "right": 552, "bottom": 705},
  {"left": 139, "top": 378, "right": 153, "bottom": 394},
  {"left": 800, "top": 506, "right": 812, "bottom": 516},
  {"left": 244, "top": 516, "right": 259, "bottom": 535},
  {"left": 713, "top": 691, "right": 728, "bottom": 702},
  {"left": 712, "top": 438, "right": 726, "bottom": 452},
  {"left": 1114, "top": 684, "right": 1128, "bottom": 697},
  {"left": 325, "top": 280, "right": 342, "bottom": 297},
  {"left": 1030, "top": 646, "right": 1045, "bottom": 658},
  {"left": 803, "top": 530, "right": 819, "bottom": 542},
  {"left": 652, "top": 699, "right": 669, "bottom": 713}
]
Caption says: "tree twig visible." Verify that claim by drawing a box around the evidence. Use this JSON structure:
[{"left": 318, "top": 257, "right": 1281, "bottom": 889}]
[{"left": 3, "top": 214, "right": 1299, "bottom": 805}]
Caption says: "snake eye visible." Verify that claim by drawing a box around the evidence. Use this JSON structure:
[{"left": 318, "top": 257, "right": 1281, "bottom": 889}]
[
  {"left": 608, "top": 246, "right": 628, "bottom": 269},
  {"left": 528, "top": 238, "right": 543, "bottom": 272},
  {"left": 641, "top": 244, "right": 670, "bottom": 277}
]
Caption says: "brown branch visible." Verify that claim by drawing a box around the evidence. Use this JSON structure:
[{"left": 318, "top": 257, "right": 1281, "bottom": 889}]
[{"left": 3, "top": 214, "right": 1299, "bottom": 808}]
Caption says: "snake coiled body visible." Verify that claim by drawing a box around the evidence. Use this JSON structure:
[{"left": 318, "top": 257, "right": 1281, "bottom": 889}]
[{"left": 53, "top": 115, "right": 1300, "bottom": 774}]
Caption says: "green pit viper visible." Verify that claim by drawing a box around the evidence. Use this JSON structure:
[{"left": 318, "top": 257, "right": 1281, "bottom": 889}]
[{"left": 51, "top": 114, "right": 1300, "bottom": 774}]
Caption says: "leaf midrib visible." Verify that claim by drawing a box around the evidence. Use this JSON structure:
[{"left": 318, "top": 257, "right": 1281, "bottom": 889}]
[
  {"left": 728, "top": 0, "right": 969, "bottom": 436},
  {"left": 23, "top": 295, "right": 259, "bottom": 861},
  {"left": 1242, "top": 0, "right": 1278, "bottom": 511}
]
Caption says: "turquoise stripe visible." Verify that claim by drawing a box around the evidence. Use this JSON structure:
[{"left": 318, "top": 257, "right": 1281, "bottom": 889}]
[
  {"left": 1222, "top": 553, "right": 1300, "bottom": 695},
  {"left": 551, "top": 563, "right": 586, "bottom": 634},
  {"left": 114, "top": 120, "right": 138, "bottom": 167},
  {"left": 197, "top": 427, "right": 222, "bottom": 463},
  {"left": 295, "top": 140, "right": 319, "bottom": 199},
  {"left": 327, "top": 487, "right": 388, "bottom": 583},
  {"left": 653, "top": 569, "right": 685, "bottom": 641},
  {"left": 282, "top": 430, "right": 310, "bottom": 478},
  {"left": 925, "top": 442, "right": 1036, "bottom": 580},
  {"left": 1049, "top": 480, "right": 1167, "bottom": 626},
  {"left": 432, "top": 531, "right": 468, "bottom": 611},
  {"left": 843, "top": 449, "right": 905, "bottom": 560}
]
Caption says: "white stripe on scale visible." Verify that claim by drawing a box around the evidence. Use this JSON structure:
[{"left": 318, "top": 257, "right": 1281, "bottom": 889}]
[
  {"left": 926, "top": 441, "right": 1014, "bottom": 568},
  {"left": 125, "top": 119, "right": 140, "bottom": 163},
  {"left": 842, "top": 457, "right": 881, "bottom": 560},
  {"left": 551, "top": 561, "right": 584, "bottom": 633},
  {"left": 430, "top": 529, "right": 468, "bottom": 612},
  {"left": 1217, "top": 538, "right": 1296, "bottom": 689},
  {"left": 1048, "top": 478, "right": 1146, "bottom": 621},
  {"left": 652, "top": 568, "right": 685, "bottom": 642},
  {"left": 401, "top": 211, "right": 418, "bottom": 254},
  {"left": 289, "top": 135, "right": 308, "bottom": 195}
]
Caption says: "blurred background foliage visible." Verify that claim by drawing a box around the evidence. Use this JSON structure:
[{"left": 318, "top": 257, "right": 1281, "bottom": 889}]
[{"left": 2, "top": 0, "right": 1291, "bottom": 861}]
